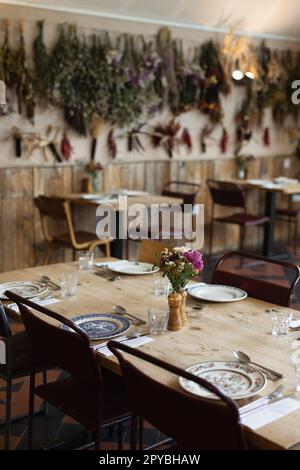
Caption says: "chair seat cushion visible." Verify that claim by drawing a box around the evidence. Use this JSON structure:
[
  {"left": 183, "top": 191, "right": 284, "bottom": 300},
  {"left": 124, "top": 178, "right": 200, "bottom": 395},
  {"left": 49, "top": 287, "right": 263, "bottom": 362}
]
[
  {"left": 214, "top": 213, "right": 270, "bottom": 226},
  {"left": 0, "top": 330, "right": 49, "bottom": 379},
  {"left": 53, "top": 231, "right": 108, "bottom": 246},
  {"left": 276, "top": 208, "right": 300, "bottom": 218},
  {"left": 34, "top": 369, "right": 130, "bottom": 431}
]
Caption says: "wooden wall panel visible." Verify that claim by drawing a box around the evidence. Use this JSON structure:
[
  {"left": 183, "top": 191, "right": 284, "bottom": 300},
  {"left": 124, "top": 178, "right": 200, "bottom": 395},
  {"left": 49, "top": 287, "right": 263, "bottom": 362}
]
[{"left": 0, "top": 155, "right": 299, "bottom": 272}]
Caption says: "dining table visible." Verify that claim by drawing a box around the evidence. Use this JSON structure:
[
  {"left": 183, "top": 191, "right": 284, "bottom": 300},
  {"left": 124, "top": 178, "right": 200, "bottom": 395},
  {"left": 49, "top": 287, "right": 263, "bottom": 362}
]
[
  {"left": 223, "top": 179, "right": 300, "bottom": 258},
  {"left": 60, "top": 193, "right": 184, "bottom": 258},
  {"left": 2, "top": 258, "right": 300, "bottom": 450}
]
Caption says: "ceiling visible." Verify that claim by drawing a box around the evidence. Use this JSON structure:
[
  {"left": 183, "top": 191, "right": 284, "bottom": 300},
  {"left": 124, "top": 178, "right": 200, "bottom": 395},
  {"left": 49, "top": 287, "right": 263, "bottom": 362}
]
[{"left": 1, "top": 0, "right": 300, "bottom": 41}]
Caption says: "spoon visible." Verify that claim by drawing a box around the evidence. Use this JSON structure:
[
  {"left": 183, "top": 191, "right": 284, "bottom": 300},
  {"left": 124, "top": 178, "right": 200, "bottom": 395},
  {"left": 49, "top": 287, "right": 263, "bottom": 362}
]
[
  {"left": 234, "top": 351, "right": 284, "bottom": 380},
  {"left": 39, "top": 275, "right": 60, "bottom": 290},
  {"left": 113, "top": 305, "right": 146, "bottom": 325}
]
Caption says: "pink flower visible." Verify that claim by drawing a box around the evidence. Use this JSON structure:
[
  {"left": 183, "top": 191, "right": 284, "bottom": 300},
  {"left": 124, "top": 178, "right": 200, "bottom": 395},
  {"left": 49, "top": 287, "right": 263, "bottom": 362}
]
[{"left": 183, "top": 250, "right": 204, "bottom": 272}]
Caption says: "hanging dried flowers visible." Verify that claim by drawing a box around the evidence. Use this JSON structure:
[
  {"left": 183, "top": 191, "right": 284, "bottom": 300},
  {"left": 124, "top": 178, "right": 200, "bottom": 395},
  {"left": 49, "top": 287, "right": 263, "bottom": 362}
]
[{"left": 151, "top": 119, "right": 181, "bottom": 158}]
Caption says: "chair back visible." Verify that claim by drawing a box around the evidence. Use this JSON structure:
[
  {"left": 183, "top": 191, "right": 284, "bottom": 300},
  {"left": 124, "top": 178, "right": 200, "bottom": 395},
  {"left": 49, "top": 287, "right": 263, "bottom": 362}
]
[
  {"left": 161, "top": 181, "right": 201, "bottom": 206},
  {"left": 139, "top": 240, "right": 174, "bottom": 265},
  {"left": 108, "top": 341, "right": 246, "bottom": 450},
  {"left": 0, "top": 304, "right": 11, "bottom": 340},
  {"left": 206, "top": 179, "right": 246, "bottom": 209},
  {"left": 211, "top": 251, "right": 300, "bottom": 307},
  {"left": 34, "top": 195, "right": 75, "bottom": 244},
  {"left": 4, "top": 291, "right": 102, "bottom": 385}
]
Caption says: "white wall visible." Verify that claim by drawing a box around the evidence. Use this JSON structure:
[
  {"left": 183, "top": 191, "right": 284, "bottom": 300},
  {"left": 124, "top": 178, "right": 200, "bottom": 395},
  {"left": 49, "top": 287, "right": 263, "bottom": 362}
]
[{"left": 0, "top": 3, "right": 299, "bottom": 168}]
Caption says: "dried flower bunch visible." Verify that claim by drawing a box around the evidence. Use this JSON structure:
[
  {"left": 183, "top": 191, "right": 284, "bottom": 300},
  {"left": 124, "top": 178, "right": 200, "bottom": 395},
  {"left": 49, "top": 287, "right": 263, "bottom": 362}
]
[{"left": 159, "top": 247, "right": 204, "bottom": 293}]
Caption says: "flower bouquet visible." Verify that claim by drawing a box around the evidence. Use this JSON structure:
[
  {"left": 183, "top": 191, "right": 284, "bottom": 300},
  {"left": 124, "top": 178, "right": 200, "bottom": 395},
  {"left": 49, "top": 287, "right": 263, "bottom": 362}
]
[
  {"left": 235, "top": 154, "right": 255, "bottom": 179},
  {"left": 159, "top": 247, "right": 204, "bottom": 331}
]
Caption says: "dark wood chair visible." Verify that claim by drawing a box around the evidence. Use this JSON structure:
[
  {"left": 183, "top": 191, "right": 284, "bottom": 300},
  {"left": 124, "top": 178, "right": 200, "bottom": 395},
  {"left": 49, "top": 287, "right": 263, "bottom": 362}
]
[
  {"left": 34, "top": 195, "right": 111, "bottom": 265},
  {"left": 0, "top": 303, "right": 49, "bottom": 450},
  {"left": 206, "top": 180, "right": 270, "bottom": 256},
  {"left": 108, "top": 341, "right": 246, "bottom": 450},
  {"left": 211, "top": 251, "right": 300, "bottom": 307},
  {"left": 4, "top": 291, "right": 132, "bottom": 450},
  {"left": 276, "top": 195, "right": 300, "bottom": 254},
  {"left": 148, "top": 181, "right": 201, "bottom": 241}
]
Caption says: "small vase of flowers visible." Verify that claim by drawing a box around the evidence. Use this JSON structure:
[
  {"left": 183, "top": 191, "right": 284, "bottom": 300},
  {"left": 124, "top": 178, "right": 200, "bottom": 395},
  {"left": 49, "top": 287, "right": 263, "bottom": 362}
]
[
  {"left": 85, "top": 161, "right": 103, "bottom": 193},
  {"left": 159, "top": 247, "right": 204, "bottom": 331},
  {"left": 235, "top": 154, "right": 255, "bottom": 180}
]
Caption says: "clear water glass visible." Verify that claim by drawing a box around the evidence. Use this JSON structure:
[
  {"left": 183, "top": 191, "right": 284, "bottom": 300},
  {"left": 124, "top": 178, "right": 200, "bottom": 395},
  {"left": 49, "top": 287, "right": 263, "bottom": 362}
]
[
  {"left": 148, "top": 308, "right": 169, "bottom": 335},
  {"left": 59, "top": 273, "right": 77, "bottom": 298},
  {"left": 271, "top": 308, "right": 292, "bottom": 336},
  {"left": 78, "top": 251, "right": 94, "bottom": 271},
  {"left": 153, "top": 275, "right": 170, "bottom": 297},
  {"left": 295, "top": 364, "right": 300, "bottom": 392}
]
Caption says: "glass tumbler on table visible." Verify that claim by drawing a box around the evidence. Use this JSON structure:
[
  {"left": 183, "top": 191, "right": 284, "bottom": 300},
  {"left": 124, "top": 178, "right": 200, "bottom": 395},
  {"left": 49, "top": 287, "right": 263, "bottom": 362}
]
[
  {"left": 59, "top": 273, "right": 77, "bottom": 298},
  {"left": 271, "top": 308, "right": 292, "bottom": 336},
  {"left": 78, "top": 251, "right": 94, "bottom": 271},
  {"left": 148, "top": 308, "right": 169, "bottom": 335},
  {"left": 153, "top": 274, "right": 170, "bottom": 297}
]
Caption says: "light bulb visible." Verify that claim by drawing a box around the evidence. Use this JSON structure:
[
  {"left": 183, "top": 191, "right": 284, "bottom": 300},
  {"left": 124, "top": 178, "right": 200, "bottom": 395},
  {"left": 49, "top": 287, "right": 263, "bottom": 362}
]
[
  {"left": 232, "top": 70, "right": 244, "bottom": 81},
  {"left": 245, "top": 71, "right": 255, "bottom": 79}
]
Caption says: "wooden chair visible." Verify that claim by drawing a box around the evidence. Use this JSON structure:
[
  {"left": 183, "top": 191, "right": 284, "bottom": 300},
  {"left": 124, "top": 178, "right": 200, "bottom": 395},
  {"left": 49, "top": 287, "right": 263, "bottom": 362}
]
[
  {"left": 139, "top": 240, "right": 174, "bottom": 265},
  {"left": 108, "top": 341, "right": 246, "bottom": 450},
  {"left": 0, "top": 304, "right": 49, "bottom": 450},
  {"left": 5, "top": 291, "right": 132, "bottom": 450},
  {"left": 206, "top": 179, "right": 270, "bottom": 256},
  {"left": 148, "top": 181, "right": 201, "bottom": 241},
  {"left": 276, "top": 194, "right": 300, "bottom": 254},
  {"left": 161, "top": 181, "right": 201, "bottom": 206},
  {"left": 211, "top": 251, "right": 300, "bottom": 307},
  {"left": 34, "top": 195, "right": 111, "bottom": 265}
]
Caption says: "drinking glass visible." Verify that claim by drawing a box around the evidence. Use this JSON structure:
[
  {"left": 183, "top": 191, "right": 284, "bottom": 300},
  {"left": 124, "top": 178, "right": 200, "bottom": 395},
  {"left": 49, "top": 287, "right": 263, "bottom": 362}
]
[
  {"left": 78, "top": 251, "right": 94, "bottom": 271},
  {"left": 59, "top": 273, "right": 77, "bottom": 298},
  {"left": 148, "top": 308, "right": 169, "bottom": 335},
  {"left": 271, "top": 308, "right": 292, "bottom": 336},
  {"left": 295, "top": 364, "right": 300, "bottom": 392},
  {"left": 153, "top": 274, "right": 170, "bottom": 297}
]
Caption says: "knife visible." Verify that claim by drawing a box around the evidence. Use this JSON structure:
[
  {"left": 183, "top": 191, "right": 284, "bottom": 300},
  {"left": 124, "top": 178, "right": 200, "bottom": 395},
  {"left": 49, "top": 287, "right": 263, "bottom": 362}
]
[
  {"left": 240, "top": 393, "right": 296, "bottom": 417},
  {"left": 239, "top": 385, "right": 284, "bottom": 415}
]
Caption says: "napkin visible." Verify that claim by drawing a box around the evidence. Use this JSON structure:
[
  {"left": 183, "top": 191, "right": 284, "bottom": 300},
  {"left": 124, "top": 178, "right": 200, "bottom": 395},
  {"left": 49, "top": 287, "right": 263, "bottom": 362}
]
[
  {"left": 7, "top": 297, "right": 60, "bottom": 314},
  {"left": 241, "top": 398, "right": 300, "bottom": 430},
  {"left": 93, "top": 335, "right": 154, "bottom": 357}
]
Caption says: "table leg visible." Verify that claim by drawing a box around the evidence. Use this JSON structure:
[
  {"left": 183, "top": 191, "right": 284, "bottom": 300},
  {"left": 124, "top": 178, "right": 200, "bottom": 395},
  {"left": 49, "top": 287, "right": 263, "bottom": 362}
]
[
  {"left": 263, "top": 191, "right": 276, "bottom": 257},
  {"left": 110, "top": 211, "right": 124, "bottom": 259}
]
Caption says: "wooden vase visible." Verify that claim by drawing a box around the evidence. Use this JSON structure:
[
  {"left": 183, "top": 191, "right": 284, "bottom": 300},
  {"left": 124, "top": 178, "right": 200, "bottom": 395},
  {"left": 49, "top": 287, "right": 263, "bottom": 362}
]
[
  {"left": 180, "top": 290, "right": 187, "bottom": 326},
  {"left": 81, "top": 177, "right": 92, "bottom": 194},
  {"left": 167, "top": 292, "right": 182, "bottom": 331}
]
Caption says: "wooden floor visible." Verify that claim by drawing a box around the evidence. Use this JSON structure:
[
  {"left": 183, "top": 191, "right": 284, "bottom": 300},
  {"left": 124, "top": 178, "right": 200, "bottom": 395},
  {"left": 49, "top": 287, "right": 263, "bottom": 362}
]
[{"left": 1, "top": 245, "right": 300, "bottom": 450}]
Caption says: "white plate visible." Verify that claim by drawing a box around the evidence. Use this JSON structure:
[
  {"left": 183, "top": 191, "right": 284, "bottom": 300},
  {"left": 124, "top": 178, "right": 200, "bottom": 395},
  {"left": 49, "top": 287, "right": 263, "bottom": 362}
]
[
  {"left": 0, "top": 281, "right": 48, "bottom": 300},
  {"left": 179, "top": 361, "right": 266, "bottom": 400},
  {"left": 109, "top": 261, "right": 159, "bottom": 276},
  {"left": 187, "top": 284, "right": 247, "bottom": 302},
  {"left": 81, "top": 194, "right": 104, "bottom": 200},
  {"left": 121, "top": 190, "right": 150, "bottom": 197}
]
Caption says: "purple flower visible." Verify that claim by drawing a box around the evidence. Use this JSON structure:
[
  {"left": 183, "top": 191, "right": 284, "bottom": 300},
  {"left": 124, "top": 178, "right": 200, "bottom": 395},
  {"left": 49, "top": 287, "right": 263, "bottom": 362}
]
[{"left": 183, "top": 250, "right": 204, "bottom": 272}]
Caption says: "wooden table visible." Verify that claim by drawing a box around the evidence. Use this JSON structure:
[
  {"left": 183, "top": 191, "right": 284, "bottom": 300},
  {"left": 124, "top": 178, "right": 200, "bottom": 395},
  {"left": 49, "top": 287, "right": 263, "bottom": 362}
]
[
  {"left": 63, "top": 193, "right": 184, "bottom": 258},
  {"left": 223, "top": 179, "right": 300, "bottom": 257},
  {"left": 2, "top": 259, "right": 300, "bottom": 450}
]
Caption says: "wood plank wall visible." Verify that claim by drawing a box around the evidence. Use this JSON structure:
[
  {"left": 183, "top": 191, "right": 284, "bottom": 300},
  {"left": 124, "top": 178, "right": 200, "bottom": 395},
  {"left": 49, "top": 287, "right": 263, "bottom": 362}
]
[{"left": 0, "top": 155, "right": 298, "bottom": 272}]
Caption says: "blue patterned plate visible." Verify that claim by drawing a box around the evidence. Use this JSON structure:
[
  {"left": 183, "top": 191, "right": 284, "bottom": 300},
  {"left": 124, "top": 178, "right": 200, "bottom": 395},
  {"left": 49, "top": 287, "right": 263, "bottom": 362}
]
[{"left": 63, "top": 313, "right": 131, "bottom": 340}]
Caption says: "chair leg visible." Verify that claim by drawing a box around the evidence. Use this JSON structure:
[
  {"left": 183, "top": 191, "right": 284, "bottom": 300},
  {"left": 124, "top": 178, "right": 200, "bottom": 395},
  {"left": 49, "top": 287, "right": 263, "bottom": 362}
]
[
  {"left": 28, "top": 372, "right": 35, "bottom": 450},
  {"left": 43, "top": 243, "right": 53, "bottom": 265},
  {"left": 4, "top": 379, "right": 12, "bottom": 450},
  {"left": 138, "top": 416, "right": 144, "bottom": 450},
  {"left": 105, "top": 241, "right": 111, "bottom": 258},
  {"left": 130, "top": 416, "right": 138, "bottom": 450},
  {"left": 117, "top": 422, "right": 123, "bottom": 450},
  {"left": 208, "top": 221, "right": 214, "bottom": 257},
  {"left": 239, "top": 225, "right": 246, "bottom": 252},
  {"left": 294, "top": 218, "right": 298, "bottom": 255},
  {"left": 94, "top": 429, "right": 101, "bottom": 450},
  {"left": 42, "top": 371, "right": 48, "bottom": 415}
]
